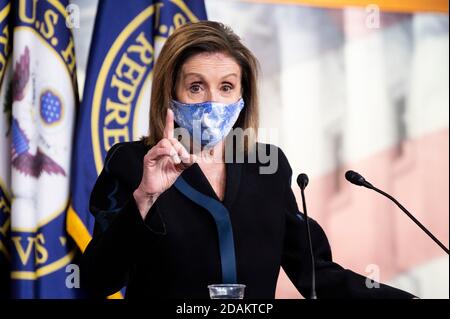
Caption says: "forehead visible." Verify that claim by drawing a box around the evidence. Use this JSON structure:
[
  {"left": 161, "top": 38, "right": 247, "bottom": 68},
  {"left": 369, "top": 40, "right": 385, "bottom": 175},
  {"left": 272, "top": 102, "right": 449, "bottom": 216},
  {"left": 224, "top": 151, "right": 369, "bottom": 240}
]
[{"left": 180, "top": 52, "right": 241, "bottom": 76}]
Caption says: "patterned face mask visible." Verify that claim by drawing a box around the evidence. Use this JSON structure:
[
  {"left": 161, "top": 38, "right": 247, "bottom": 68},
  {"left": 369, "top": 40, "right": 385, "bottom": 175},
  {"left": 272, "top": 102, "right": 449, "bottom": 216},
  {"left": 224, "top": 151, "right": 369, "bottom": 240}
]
[{"left": 170, "top": 98, "right": 245, "bottom": 148}]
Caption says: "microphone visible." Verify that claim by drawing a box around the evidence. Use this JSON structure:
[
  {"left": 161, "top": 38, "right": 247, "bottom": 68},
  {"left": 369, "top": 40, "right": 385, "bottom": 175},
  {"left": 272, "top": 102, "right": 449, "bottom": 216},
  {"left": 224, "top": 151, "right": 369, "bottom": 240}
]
[
  {"left": 345, "top": 170, "right": 374, "bottom": 188},
  {"left": 296, "top": 173, "right": 317, "bottom": 299},
  {"left": 297, "top": 173, "right": 309, "bottom": 190},
  {"left": 345, "top": 170, "right": 449, "bottom": 255}
]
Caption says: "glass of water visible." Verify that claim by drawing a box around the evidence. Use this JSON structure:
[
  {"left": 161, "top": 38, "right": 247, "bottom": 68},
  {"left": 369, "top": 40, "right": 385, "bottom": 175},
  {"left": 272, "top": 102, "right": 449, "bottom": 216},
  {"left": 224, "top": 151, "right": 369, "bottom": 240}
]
[{"left": 208, "top": 284, "right": 246, "bottom": 299}]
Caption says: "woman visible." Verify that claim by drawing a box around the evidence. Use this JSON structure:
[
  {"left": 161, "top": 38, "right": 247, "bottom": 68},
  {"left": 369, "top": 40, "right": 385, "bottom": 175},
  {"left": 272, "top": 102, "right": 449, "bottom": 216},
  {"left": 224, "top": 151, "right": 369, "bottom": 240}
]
[{"left": 81, "top": 21, "right": 414, "bottom": 299}]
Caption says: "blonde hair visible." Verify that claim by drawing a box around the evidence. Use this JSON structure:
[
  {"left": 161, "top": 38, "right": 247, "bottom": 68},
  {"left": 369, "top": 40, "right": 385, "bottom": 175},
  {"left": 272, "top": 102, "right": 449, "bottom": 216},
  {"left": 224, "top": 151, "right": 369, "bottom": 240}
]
[{"left": 145, "top": 21, "right": 259, "bottom": 153}]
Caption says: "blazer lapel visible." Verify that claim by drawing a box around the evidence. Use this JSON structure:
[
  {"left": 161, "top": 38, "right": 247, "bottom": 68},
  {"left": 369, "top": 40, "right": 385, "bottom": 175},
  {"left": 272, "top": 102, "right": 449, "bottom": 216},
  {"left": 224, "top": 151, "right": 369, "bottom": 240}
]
[
  {"left": 178, "top": 161, "right": 242, "bottom": 208},
  {"left": 180, "top": 163, "right": 219, "bottom": 201}
]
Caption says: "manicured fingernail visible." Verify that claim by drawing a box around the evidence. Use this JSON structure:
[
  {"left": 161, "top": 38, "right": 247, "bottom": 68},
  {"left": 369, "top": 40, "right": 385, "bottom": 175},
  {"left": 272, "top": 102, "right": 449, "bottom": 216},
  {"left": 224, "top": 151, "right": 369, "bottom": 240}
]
[
  {"left": 180, "top": 154, "right": 189, "bottom": 162},
  {"left": 172, "top": 154, "right": 181, "bottom": 164}
]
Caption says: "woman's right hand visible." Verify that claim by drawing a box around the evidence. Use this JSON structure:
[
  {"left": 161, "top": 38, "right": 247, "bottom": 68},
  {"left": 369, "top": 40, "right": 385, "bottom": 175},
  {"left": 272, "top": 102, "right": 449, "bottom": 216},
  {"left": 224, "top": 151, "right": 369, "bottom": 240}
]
[{"left": 133, "top": 109, "right": 196, "bottom": 220}]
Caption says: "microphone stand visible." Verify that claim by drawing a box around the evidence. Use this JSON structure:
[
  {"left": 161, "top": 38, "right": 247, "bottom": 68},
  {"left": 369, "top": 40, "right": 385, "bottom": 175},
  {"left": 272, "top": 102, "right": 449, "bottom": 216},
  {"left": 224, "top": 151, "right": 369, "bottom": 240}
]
[
  {"left": 297, "top": 174, "right": 317, "bottom": 299},
  {"left": 300, "top": 188, "right": 317, "bottom": 299},
  {"left": 370, "top": 184, "right": 449, "bottom": 255},
  {"left": 346, "top": 170, "right": 449, "bottom": 255}
]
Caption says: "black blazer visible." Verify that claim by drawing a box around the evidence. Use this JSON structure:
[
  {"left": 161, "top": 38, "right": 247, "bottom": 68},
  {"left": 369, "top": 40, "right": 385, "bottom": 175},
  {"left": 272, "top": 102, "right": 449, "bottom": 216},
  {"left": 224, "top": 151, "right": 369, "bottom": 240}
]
[{"left": 81, "top": 140, "right": 414, "bottom": 299}]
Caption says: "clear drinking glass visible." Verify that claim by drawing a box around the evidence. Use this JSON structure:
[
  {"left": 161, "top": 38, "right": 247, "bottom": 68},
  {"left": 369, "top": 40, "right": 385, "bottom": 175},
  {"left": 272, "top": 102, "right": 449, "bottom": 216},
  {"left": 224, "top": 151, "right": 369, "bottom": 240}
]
[{"left": 208, "top": 284, "right": 246, "bottom": 299}]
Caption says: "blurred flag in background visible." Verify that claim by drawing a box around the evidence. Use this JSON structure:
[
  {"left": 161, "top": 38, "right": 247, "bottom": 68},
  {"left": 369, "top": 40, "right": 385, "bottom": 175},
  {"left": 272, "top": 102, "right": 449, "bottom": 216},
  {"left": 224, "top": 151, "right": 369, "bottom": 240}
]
[
  {"left": 0, "top": 0, "right": 12, "bottom": 300},
  {"left": 2, "top": 0, "right": 80, "bottom": 298}
]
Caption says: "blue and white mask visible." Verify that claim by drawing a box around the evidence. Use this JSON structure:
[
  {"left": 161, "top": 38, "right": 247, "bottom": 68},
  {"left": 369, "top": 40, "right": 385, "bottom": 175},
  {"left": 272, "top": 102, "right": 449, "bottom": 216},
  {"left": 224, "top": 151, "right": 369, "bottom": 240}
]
[{"left": 170, "top": 98, "right": 245, "bottom": 148}]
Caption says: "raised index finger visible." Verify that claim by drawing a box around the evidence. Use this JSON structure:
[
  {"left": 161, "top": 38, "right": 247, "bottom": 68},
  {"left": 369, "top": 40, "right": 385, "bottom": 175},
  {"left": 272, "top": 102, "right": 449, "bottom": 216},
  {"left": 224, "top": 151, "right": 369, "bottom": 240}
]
[{"left": 163, "top": 108, "right": 174, "bottom": 139}]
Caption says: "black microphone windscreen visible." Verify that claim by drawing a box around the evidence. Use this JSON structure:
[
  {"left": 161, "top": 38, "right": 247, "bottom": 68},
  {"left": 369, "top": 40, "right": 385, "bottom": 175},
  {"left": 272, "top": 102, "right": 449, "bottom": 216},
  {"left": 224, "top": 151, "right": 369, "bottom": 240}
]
[
  {"left": 297, "top": 173, "right": 309, "bottom": 190},
  {"left": 345, "top": 170, "right": 365, "bottom": 186}
]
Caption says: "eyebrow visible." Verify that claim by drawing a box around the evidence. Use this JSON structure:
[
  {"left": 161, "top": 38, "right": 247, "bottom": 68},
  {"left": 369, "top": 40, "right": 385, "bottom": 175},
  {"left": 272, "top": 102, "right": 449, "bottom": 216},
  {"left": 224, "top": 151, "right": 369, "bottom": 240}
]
[{"left": 182, "top": 72, "right": 238, "bottom": 80}]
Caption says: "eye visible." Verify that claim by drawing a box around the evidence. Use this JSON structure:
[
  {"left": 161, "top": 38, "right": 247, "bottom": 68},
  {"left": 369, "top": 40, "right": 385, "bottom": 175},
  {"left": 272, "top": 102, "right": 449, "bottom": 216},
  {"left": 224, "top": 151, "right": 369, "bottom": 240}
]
[
  {"left": 221, "top": 83, "right": 233, "bottom": 93},
  {"left": 189, "top": 83, "right": 202, "bottom": 94}
]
